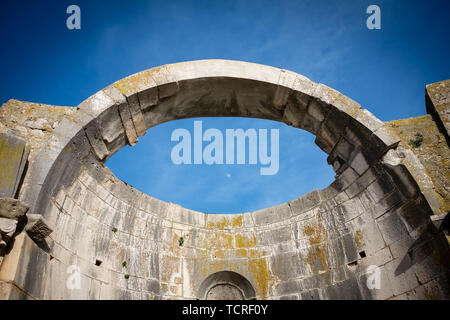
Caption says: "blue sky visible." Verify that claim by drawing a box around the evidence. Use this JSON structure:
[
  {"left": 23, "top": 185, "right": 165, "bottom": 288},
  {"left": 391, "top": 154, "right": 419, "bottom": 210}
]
[{"left": 1, "top": 0, "right": 449, "bottom": 213}]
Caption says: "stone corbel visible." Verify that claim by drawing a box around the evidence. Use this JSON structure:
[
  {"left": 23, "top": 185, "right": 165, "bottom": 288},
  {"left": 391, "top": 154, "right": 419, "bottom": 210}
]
[
  {"left": 0, "top": 197, "right": 29, "bottom": 251},
  {"left": 0, "top": 198, "right": 53, "bottom": 253}
]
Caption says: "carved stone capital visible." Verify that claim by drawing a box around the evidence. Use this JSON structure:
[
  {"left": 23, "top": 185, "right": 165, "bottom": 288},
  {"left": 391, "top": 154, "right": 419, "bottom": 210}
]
[{"left": 0, "top": 197, "right": 29, "bottom": 220}]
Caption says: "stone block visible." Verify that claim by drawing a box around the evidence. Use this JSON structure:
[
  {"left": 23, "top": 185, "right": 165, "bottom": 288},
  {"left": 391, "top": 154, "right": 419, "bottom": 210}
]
[
  {"left": 341, "top": 233, "right": 358, "bottom": 264},
  {"left": 396, "top": 197, "right": 432, "bottom": 234},
  {"left": 329, "top": 278, "right": 362, "bottom": 300},
  {"left": 96, "top": 105, "right": 124, "bottom": 144},
  {"left": 333, "top": 137, "right": 356, "bottom": 163},
  {"left": 0, "top": 198, "right": 29, "bottom": 220},
  {"left": 253, "top": 203, "right": 291, "bottom": 226},
  {"left": 372, "top": 125, "right": 400, "bottom": 150},
  {"left": 291, "top": 74, "right": 316, "bottom": 95},
  {"left": 242, "top": 212, "right": 254, "bottom": 228},
  {"left": 345, "top": 167, "right": 379, "bottom": 199},
  {"left": 77, "top": 90, "right": 116, "bottom": 119},
  {"left": 319, "top": 184, "right": 339, "bottom": 201},
  {"left": 357, "top": 247, "right": 393, "bottom": 271},
  {"left": 377, "top": 211, "right": 409, "bottom": 246},
  {"left": 25, "top": 213, "right": 53, "bottom": 242},
  {"left": 0, "top": 132, "right": 30, "bottom": 198},
  {"left": 257, "top": 225, "right": 293, "bottom": 246},
  {"left": 277, "top": 294, "right": 299, "bottom": 300},
  {"left": 300, "top": 288, "right": 321, "bottom": 300},
  {"left": 10, "top": 234, "right": 50, "bottom": 299},
  {"left": 326, "top": 238, "right": 346, "bottom": 268},
  {"left": 0, "top": 281, "right": 33, "bottom": 300},
  {"left": 334, "top": 166, "right": 359, "bottom": 191},
  {"left": 344, "top": 119, "right": 374, "bottom": 149},
  {"left": 167, "top": 204, "right": 205, "bottom": 227},
  {"left": 425, "top": 80, "right": 450, "bottom": 139},
  {"left": 281, "top": 99, "right": 307, "bottom": 128},
  {"left": 151, "top": 65, "right": 179, "bottom": 99},
  {"left": 126, "top": 94, "right": 147, "bottom": 137},
  {"left": 412, "top": 236, "right": 450, "bottom": 285},
  {"left": 273, "top": 279, "right": 303, "bottom": 296},
  {"left": 273, "top": 69, "right": 296, "bottom": 109},
  {"left": 137, "top": 87, "right": 159, "bottom": 111},
  {"left": 314, "top": 112, "right": 347, "bottom": 154},
  {"left": 270, "top": 252, "right": 306, "bottom": 281},
  {"left": 84, "top": 120, "right": 110, "bottom": 160},
  {"left": 347, "top": 212, "right": 385, "bottom": 255},
  {"left": 312, "top": 84, "right": 360, "bottom": 116},
  {"left": 307, "top": 99, "right": 329, "bottom": 122},
  {"left": 388, "top": 234, "right": 415, "bottom": 261},
  {"left": 355, "top": 109, "right": 384, "bottom": 132},
  {"left": 365, "top": 175, "right": 395, "bottom": 203},
  {"left": 349, "top": 151, "right": 370, "bottom": 175},
  {"left": 118, "top": 102, "right": 139, "bottom": 146},
  {"left": 384, "top": 257, "right": 419, "bottom": 296},
  {"left": 300, "top": 112, "right": 322, "bottom": 134},
  {"left": 289, "top": 190, "right": 322, "bottom": 216}
]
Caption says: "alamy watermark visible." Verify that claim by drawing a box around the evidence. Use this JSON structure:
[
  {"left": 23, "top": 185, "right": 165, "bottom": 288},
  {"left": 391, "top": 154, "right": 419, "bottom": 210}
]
[
  {"left": 366, "top": 5, "right": 381, "bottom": 30},
  {"left": 170, "top": 120, "right": 279, "bottom": 175},
  {"left": 66, "top": 5, "right": 81, "bottom": 30}
]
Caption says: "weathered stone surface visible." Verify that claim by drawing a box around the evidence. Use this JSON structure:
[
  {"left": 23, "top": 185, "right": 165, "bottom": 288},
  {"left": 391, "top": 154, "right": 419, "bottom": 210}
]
[
  {"left": 0, "top": 198, "right": 30, "bottom": 250},
  {"left": 273, "top": 69, "right": 296, "bottom": 109},
  {"left": 0, "top": 198, "right": 29, "bottom": 220},
  {"left": 253, "top": 203, "right": 291, "bottom": 226},
  {"left": 118, "top": 102, "right": 139, "bottom": 146},
  {"left": 289, "top": 190, "right": 322, "bottom": 216},
  {"left": 430, "top": 212, "right": 449, "bottom": 233},
  {"left": 126, "top": 94, "right": 146, "bottom": 137},
  {"left": 0, "top": 61, "right": 448, "bottom": 300},
  {"left": 24, "top": 214, "right": 53, "bottom": 242},
  {"left": 426, "top": 80, "right": 450, "bottom": 139},
  {"left": 377, "top": 211, "right": 409, "bottom": 246},
  {"left": 0, "top": 218, "right": 17, "bottom": 238},
  {"left": 84, "top": 120, "right": 110, "bottom": 161}
]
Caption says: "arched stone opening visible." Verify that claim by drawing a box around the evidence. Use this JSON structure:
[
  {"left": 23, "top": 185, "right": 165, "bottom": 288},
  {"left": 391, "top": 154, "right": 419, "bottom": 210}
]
[
  {"left": 0, "top": 60, "right": 448, "bottom": 300},
  {"left": 198, "top": 271, "right": 256, "bottom": 300}
]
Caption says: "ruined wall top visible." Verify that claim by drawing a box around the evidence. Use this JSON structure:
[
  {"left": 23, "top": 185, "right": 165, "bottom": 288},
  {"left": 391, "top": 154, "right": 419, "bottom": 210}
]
[{"left": 426, "top": 80, "right": 450, "bottom": 141}]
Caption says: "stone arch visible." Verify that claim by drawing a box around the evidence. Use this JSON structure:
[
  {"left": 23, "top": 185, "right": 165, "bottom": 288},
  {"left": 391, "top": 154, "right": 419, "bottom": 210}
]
[
  {"left": 1, "top": 60, "right": 447, "bottom": 300},
  {"left": 22, "top": 59, "right": 423, "bottom": 215},
  {"left": 198, "top": 271, "right": 256, "bottom": 300}
]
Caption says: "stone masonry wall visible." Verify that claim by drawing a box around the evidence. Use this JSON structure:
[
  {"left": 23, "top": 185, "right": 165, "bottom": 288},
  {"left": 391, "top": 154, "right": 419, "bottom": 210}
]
[
  {"left": 0, "top": 60, "right": 449, "bottom": 300},
  {"left": 4, "top": 153, "right": 448, "bottom": 299}
]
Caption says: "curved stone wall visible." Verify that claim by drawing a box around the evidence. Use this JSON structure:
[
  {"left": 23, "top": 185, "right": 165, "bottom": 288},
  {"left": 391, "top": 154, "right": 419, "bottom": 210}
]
[{"left": 1, "top": 60, "right": 449, "bottom": 300}]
